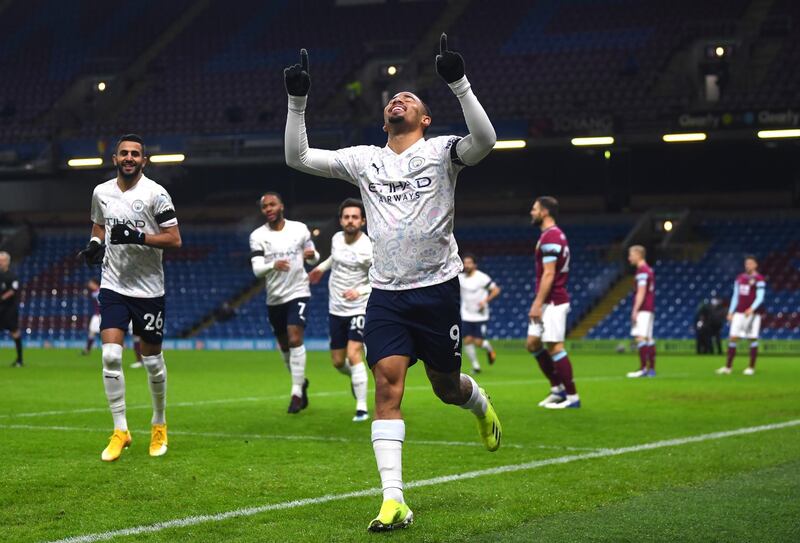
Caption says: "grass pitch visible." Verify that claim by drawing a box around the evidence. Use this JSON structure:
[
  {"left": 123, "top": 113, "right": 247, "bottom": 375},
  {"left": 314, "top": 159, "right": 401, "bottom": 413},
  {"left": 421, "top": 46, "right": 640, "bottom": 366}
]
[{"left": 1, "top": 347, "right": 798, "bottom": 542}]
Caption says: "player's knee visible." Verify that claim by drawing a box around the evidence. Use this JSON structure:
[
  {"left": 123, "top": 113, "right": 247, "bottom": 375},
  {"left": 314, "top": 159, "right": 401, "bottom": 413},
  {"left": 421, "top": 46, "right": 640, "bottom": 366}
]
[
  {"left": 346, "top": 345, "right": 362, "bottom": 363},
  {"left": 101, "top": 343, "right": 123, "bottom": 371},
  {"left": 526, "top": 336, "right": 542, "bottom": 353},
  {"left": 142, "top": 353, "right": 165, "bottom": 376}
]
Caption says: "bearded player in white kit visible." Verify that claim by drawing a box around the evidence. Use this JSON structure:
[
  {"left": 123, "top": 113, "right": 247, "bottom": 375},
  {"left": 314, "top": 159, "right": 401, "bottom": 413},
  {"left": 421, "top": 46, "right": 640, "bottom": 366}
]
[
  {"left": 285, "top": 34, "right": 501, "bottom": 531},
  {"left": 249, "top": 192, "right": 320, "bottom": 413},
  {"left": 309, "top": 198, "right": 373, "bottom": 422},
  {"left": 78, "top": 134, "right": 181, "bottom": 462}
]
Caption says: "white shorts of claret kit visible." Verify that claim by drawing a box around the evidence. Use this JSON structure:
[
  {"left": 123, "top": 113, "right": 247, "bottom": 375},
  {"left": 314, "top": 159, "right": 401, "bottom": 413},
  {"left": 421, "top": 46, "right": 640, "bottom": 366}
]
[
  {"left": 527, "top": 303, "right": 570, "bottom": 343},
  {"left": 729, "top": 312, "right": 761, "bottom": 339},
  {"left": 630, "top": 310, "right": 654, "bottom": 339},
  {"left": 89, "top": 314, "right": 101, "bottom": 335}
]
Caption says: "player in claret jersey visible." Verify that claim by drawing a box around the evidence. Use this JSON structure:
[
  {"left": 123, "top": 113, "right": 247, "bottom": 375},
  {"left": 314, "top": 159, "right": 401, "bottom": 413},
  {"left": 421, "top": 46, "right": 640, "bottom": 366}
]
[
  {"left": 717, "top": 255, "right": 766, "bottom": 376},
  {"left": 626, "top": 246, "right": 657, "bottom": 378},
  {"left": 284, "top": 34, "right": 501, "bottom": 531},
  {"left": 525, "top": 196, "right": 581, "bottom": 409}
]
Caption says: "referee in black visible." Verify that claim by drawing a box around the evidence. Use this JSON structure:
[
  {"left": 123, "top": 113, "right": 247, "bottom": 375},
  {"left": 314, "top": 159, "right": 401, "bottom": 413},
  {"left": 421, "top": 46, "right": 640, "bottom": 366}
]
[{"left": 0, "top": 251, "right": 23, "bottom": 367}]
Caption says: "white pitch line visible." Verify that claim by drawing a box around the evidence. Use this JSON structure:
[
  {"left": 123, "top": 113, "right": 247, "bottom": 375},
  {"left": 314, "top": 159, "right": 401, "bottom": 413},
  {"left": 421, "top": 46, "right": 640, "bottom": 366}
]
[
  {"left": 0, "top": 373, "right": 691, "bottom": 420},
  {"left": 46, "top": 418, "right": 800, "bottom": 543},
  {"left": 0, "top": 424, "right": 605, "bottom": 451}
]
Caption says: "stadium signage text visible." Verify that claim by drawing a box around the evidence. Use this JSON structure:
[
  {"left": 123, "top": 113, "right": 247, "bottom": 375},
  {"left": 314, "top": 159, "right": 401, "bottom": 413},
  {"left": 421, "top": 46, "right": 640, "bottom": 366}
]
[{"left": 677, "top": 109, "right": 800, "bottom": 130}]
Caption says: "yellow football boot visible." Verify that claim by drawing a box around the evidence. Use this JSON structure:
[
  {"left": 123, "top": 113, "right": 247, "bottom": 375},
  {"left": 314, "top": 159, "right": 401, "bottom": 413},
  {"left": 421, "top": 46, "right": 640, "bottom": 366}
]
[
  {"left": 476, "top": 388, "right": 502, "bottom": 452},
  {"left": 149, "top": 424, "right": 168, "bottom": 457},
  {"left": 367, "top": 499, "right": 413, "bottom": 532},
  {"left": 101, "top": 429, "right": 132, "bottom": 462}
]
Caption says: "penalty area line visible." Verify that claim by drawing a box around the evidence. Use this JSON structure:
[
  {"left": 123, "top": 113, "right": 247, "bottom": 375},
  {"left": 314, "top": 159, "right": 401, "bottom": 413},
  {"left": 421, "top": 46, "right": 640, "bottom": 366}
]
[{"left": 47, "top": 418, "right": 800, "bottom": 543}]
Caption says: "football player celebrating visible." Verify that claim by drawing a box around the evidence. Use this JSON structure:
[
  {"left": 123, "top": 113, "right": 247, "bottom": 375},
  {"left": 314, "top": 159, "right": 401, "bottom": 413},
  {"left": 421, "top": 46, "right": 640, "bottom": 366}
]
[
  {"left": 284, "top": 34, "right": 501, "bottom": 531},
  {"left": 309, "top": 198, "right": 373, "bottom": 422},
  {"left": 80, "top": 134, "right": 181, "bottom": 462},
  {"left": 249, "top": 192, "right": 319, "bottom": 413}
]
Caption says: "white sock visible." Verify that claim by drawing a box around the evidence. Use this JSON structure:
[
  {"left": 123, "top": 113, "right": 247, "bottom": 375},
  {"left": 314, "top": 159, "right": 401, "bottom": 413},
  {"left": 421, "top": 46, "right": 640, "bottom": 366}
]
[
  {"left": 372, "top": 419, "right": 405, "bottom": 503},
  {"left": 142, "top": 352, "right": 167, "bottom": 425},
  {"left": 481, "top": 339, "right": 494, "bottom": 353},
  {"left": 566, "top": 394, "right": 580, "bottom": 402},
  {"left": 552, "top": 384, "right": 565, "bottom": 394},
  {"left": 351, "top": 362, "right": 368, "bottom": 412},
  {"left": 336, "top": 361, "right": 351, "bottom": 376},
  {"left": 281, "top": 350, "right": 291, "bottom": 372},
  {"left": 459, "top": 374, "right": 488, "bottom": 417},
  {"left": 464, "top": 343, "right": 480, "bottom": 370},
  {"left": 289, "top": 345, "right": 306, "bottom": 397},
  {"left": 101, "top": 344, "right": 127, "bottom": 431}
]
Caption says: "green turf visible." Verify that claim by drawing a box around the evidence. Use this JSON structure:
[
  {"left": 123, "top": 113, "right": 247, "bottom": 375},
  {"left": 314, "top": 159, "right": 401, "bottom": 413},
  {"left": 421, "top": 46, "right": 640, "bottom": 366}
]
[{"left": 1, "top": 347, "right": 798, "bottom": 542}]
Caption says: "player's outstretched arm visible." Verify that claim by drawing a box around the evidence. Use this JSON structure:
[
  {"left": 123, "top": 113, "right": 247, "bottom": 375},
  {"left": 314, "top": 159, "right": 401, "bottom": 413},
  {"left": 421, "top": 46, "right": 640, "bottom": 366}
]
[
  {"left": 436, "top": 33, "right": 496, "bottom": 166},
  {"left": 284, "top": 49, "right": 347, "bottom": 179}
]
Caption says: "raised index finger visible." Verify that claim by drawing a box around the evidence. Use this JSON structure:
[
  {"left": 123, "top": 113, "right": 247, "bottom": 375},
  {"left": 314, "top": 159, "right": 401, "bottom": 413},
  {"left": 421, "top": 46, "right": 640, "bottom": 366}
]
[
  {"left": 440, "top": 33, "right": 448, "bottom": 54},
  {"left": 300, "top": 48, "right": 309, "bottom": 72}
]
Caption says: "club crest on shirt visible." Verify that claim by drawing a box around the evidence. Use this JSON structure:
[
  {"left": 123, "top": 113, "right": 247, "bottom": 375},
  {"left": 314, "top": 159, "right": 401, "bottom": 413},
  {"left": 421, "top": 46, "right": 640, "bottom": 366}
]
[
  {"left": 131, "top": 200, "right": 145, "bottom": 213},
  {"left": 409, "top": 156, "right": 425, "bottom": 171}
]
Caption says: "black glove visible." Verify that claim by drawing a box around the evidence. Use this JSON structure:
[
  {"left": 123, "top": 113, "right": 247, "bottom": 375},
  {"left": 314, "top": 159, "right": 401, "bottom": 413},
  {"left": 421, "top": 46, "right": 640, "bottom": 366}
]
[
  {"left": 435, "top": 33, "right": 465, "bottom": 84},
  {"left": 284, "top": 48, "right": 311, "bottom": 96},
  {"left": 110, "top": 224, "right": 145, "bottom": 245},
  {"left": 78, "top": 239, "right": 105, "bottom": 267}
]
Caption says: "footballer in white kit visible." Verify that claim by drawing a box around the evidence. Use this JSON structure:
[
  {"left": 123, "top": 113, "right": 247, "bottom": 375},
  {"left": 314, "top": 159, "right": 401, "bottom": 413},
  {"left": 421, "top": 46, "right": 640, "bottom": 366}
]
[
  {"left": 249, "top": 192, "right": 319, "bottom": 414},
  {"left": 458, "top": 253, "right": 501, "bottom": 374},
  {"left": 284, "top": 35, "right": 502, "bottom": 531},
  {"left": 78, "top": 134, "right": 181, "bottom": 462},
  {"left": 309, "top": 198, "right": 373, "bottom": 422}
]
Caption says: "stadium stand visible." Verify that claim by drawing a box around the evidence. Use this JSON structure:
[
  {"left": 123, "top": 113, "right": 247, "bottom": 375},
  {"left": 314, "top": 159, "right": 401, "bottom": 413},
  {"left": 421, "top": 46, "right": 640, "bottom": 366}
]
[
  {"left": 588, "top": 218, "right": 800, "bottom": 340},
  {"left": 15, "top": 226, "right": 250, "bottom": 343},
  {"left": 2, "top": 0, "right": 798, "bottom": 147}
]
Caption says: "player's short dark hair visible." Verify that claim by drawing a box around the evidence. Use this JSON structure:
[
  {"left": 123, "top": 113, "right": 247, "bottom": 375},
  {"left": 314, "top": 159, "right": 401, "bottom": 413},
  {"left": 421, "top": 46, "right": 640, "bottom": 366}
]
[
  {"left": 421, "top": 99, "right": 432, "bottom": 136},
  {"left": 260, "top": 191, "right": 283, "bottom": 207},
  {"left": 338, "top": 198, "right": 365, "bottom": 219},
  {"left": 536, "top": 196, "right": 559, "bottom": 220},
  {"left": 115, "top": 134, "right": 145, "bottom": 155},
  {"left": 744, "top": 254, "right": 758, "bottom": 263},
  {"left": 462, "top": 252, "right": 477, "bottom": 264}
]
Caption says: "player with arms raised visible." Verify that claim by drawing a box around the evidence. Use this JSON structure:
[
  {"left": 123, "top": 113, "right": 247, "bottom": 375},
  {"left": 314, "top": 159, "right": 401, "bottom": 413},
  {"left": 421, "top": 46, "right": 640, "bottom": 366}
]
[
  {"left": 249, "top": 192, "right": 319, "bottom": 413},
  {"left": 525, "top": 197, "right": 581, "bottom": 409},
  {"left": 79, "top": 134, "right": 181, "bottom": 462},
  {"left": 717, "top": 255, "right": 766, "bottom": 375},
  {"left": 458, "top": 253, "right": 501, "bottom": 374},
  {"left": 308, "top": 198, "right": 372, "bottom": 422},
  {"left": 626, "top": 245, "right": 656, "bottom": 378},
  {"left": 284, "top": 34, "right": 501, "bottom": 531}
]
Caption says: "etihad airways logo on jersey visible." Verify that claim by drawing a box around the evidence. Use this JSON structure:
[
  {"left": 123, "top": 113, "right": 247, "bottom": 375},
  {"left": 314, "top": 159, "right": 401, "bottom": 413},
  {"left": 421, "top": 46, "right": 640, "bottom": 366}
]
[
  {"left": 108, "top": 217, "right": 146, "bottom": 228},
  {"left": 368, "top": 177, "right": 431, "bottom": 203}
]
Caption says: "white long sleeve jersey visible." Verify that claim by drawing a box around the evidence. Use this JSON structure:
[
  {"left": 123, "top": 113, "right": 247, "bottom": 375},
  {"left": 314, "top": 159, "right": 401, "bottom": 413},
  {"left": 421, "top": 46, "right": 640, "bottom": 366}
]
[
  {"left": 285, "top": 76, "right": 496, "bottom": 291},
  {"left": 249, "top": 220, "right": 317, "bottom": 306}
]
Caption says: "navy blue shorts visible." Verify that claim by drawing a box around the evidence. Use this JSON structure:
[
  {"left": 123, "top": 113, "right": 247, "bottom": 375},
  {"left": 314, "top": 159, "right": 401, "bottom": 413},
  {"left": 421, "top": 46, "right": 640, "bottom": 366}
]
[
  {"left": 462, "top": 320, "right": 488, "bottom": 339},
  {"left": 329, "top": 314, "right": 365, "bottom": 350},
  {"left": 364, "top": 276, "right": 462, "bottom": 373},
  {"left": 267, "top": 297, "right": 310, "bottom": 335},
  {"left": 98, "top": 288, "right": 165, "bottom": 344}
]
